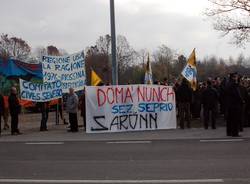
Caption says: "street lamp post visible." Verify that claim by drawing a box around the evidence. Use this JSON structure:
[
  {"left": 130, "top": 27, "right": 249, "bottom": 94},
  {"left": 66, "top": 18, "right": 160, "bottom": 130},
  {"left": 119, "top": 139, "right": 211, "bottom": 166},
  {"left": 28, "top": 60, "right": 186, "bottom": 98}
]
[{"left": 110, "top": 0, "right": 118, "bottom": 85}]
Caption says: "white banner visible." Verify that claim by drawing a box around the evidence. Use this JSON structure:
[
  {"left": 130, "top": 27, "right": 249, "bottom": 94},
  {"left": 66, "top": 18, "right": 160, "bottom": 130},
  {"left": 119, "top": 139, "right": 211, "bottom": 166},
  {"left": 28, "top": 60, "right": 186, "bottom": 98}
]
[
  {"left": 19, "top": 79, "right": 62, "bottom": 102},
  {"left": 42, "top": 51, "right": 86, "bottom": 93},
  {"left": 86, "top": 85, "right": 177, "bottom": 133}
]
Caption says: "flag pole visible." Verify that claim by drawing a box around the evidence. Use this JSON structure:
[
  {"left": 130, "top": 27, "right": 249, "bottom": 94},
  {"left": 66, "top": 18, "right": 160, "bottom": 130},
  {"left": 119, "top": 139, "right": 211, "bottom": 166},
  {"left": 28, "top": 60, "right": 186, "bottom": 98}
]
[{"left": 110, "top": 0, "right": 118, "bottom": 85}]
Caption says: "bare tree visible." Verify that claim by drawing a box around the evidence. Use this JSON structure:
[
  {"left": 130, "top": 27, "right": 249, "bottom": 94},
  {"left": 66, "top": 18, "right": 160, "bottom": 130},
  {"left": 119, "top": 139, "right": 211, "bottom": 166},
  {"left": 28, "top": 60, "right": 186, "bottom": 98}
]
[
  {"left": 0, "top": 34, "right": 31, "bottom": 60},
  {"left": 153, "top": 45, "right": 174, "bottom": 81},
  {"left": 137, "top": 49, "right": 148, "bottom": 66},
  {"left": 96, "top": 34, "right": 111, "bottom": 55},
  {"left": 116, "top": 35, "right": 137, "bottom": 73},
  {"left": 205, "top": 0, "right": 250, "bottom": 45},
  {"left": 95, "top": 34, "right": 137, "bottom": 84},
  {"left": 47, "top": 45, "right": 60, "bottom": 56}
]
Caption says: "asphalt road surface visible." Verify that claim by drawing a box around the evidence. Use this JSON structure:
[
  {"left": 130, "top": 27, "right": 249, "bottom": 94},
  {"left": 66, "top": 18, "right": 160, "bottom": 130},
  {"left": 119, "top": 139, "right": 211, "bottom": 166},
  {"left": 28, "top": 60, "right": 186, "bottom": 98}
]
[{"left": 0, "top": 138, "right": 250, "bottom": 184}]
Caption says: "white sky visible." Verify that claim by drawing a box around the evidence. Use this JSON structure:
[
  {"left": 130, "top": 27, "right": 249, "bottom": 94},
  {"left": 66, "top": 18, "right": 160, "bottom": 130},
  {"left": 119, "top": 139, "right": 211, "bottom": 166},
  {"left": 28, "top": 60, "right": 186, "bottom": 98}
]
[{"left": 0, "top": 0, "right": 249, "bottom": 60}]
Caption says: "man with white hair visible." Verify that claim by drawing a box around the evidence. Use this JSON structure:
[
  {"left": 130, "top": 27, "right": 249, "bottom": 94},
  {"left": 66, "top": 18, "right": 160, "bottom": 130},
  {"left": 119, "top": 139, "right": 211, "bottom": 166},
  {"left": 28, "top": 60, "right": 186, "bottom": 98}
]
[{"left": 66, "top": 88, "right": 79, "bottom": 132}]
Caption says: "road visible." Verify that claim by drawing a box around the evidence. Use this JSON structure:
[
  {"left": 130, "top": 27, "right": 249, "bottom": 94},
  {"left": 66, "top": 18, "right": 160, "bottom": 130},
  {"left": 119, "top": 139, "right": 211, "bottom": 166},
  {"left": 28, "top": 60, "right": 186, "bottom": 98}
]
[{"left": 0, "top": 138, "right": 250, "bottom": 183}]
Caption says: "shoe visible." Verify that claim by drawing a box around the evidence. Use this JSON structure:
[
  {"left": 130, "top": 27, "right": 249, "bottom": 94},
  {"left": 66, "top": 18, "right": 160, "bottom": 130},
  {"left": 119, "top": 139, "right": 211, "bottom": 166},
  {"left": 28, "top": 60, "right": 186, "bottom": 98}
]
[
  {"left": 3, "top": 125, "right": 9, "bottom": 130},
  {"left": 63, "top": 120, "right": 68, "bottom": 125},
  {"left": 40, "top": 128, "right": 48, "bottom": 131},
  {"left": 11, "top": 132, "right": 22, "bottom": 135},
  {"left": 232, "top": 135, "right": 241, "bottom": 137}
]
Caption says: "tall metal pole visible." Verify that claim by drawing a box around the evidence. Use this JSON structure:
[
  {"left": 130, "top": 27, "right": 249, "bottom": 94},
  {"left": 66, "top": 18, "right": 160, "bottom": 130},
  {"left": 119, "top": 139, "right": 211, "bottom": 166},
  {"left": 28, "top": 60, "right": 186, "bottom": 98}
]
[{"left": 110, "top": 0, "right": 118, "bottom": 85}]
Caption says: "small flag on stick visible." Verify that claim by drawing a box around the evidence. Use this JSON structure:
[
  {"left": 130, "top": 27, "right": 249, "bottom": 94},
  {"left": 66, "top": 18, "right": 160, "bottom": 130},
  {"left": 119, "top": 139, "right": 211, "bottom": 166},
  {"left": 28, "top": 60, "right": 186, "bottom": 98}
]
[{"left": 144, "top": 53, "right": 153, "bottom": 85}]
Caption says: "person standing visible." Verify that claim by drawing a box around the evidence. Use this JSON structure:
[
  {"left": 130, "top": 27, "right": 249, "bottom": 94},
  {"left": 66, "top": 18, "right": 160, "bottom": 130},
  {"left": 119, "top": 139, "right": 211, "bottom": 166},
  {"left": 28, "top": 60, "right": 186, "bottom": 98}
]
[
  {"left": 226, "top": 73, "right": 243, "bottom": 137},
  {"left": 8, "top": 87, "right": 21, "bottom": 135},
  {"left": 238, "top": 78, "right": 248, "bottom": 132},
  {"left": 58, "top": 98, "right": 67, "bottom": 125},
  {"left": 201, "top": 80, "right": 219, "bottom": 129},
  {"left": 66, "top": 88, "right": 79, "bottom": 132},
  {"left": 38, "top": 101, "right": 49, "bottom": 131},
  {"left": 3, "top": 96, "right": 10, "bottom": 130},
  {"left": 78, "top": 90, "right": 86, "bottom": 130},
  {"left": 176, "top": 79, "right": 193, "bottom": 129},
  {"left": 0, "top": 93, "right": 4, "bottom": 135}
]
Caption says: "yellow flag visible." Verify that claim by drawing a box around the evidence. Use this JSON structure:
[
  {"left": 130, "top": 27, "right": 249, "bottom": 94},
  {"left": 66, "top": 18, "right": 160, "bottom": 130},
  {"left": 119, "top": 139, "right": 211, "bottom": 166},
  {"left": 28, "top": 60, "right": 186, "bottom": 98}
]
[
  {"left": 181, "top": 49, "right": 197, "bottom": 91},
  {"left": 187, "top": 48, "right": 196, "bottom": 67},
  {"left": 91, "top": 69, "right": 102, "bottom": 86}
]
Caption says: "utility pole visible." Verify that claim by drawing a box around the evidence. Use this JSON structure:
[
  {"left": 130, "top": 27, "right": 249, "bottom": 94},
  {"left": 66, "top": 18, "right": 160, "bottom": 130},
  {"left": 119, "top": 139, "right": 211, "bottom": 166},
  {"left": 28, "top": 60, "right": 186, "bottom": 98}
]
[{"left": 110, "top": 0, "right": 118, "bottom": 85}]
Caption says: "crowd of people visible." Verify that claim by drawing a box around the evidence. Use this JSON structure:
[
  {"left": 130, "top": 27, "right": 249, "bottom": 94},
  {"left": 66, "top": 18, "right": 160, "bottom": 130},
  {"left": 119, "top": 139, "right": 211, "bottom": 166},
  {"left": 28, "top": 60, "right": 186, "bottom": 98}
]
[
  {"left": 175, "top": 72, "right": 250, "bottom": 137},
  {"left": 0, "top": 72, "right": 249, "bottom": 137},
  {"left": 0, "top": 87, "right": 86, "bottom": 135}
]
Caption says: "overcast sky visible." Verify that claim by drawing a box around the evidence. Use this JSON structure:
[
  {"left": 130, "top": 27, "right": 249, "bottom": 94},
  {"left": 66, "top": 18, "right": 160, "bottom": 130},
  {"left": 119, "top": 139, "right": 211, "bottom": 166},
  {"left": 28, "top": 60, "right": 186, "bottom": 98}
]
[{"left": 1, "top": 0, "right": 250, "bottom": 60}]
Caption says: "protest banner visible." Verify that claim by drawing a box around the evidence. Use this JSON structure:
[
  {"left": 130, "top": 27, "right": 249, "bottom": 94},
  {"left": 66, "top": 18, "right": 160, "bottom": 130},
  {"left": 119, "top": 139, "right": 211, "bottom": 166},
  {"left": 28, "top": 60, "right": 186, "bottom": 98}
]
[
  {"left": 19, "top": 79, "right": 62, "bottom": 102},
  {"left": 86, "top": 85, "right": 177, "bottom": 133},
  {"left": 42, "top": 51, "right": 86, "bottom": 93}
]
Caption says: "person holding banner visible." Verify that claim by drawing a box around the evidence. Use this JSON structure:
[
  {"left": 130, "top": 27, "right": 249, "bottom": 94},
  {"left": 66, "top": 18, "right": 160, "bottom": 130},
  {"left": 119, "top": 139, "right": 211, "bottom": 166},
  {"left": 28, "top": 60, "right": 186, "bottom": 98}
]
[
  {"left": 8, "top": 87, "right": 21, "bottom": 135},
  {"left": 66, "top": 88, "right": 79, "bottom": 132}
]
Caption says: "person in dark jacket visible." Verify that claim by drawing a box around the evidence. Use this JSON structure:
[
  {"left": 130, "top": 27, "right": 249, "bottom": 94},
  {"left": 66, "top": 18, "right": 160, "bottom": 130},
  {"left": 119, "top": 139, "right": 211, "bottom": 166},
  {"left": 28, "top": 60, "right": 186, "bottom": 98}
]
[
  {"left": 0, "top": 93, "right": 4, "bottom": 135},
  {"left": 176, "top": 78, "right": 193, "bottom": 129},
  {"left": 226, "top": 73, "right": 243, "bottom": 137},
  {"left": 38, "top": 101, "right": 49, "bottom": 131},
  {"left": 191, "top": 84, "right": 202, "bottom": 119},
  {"left": 201, "top": 80, "right": 219, "bottom": 129},
  {"left": 238, "top": 78, "right": 248, "bottom": 132},
  {"left": 78, "top": 90, "right": 86, "bottom": 130},
  {"left": 8, "top": 87, "right": 21, "bottom": 135}
]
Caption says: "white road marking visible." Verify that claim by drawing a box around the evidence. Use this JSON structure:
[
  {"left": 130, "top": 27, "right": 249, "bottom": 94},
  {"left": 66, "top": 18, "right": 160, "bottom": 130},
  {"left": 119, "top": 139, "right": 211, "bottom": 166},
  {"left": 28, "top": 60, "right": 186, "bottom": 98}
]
[
  {"left": 106, "top": 141, "right": 152, "bottom": 144},
  {"left": 200, "top": 139, "right": 244, "bottom": 142},
  {"left": 0, "top": 179, "right": 224, "bottom": 183},
  {"left": 25, "top": 142, "right": 64, "bottom": 145}
]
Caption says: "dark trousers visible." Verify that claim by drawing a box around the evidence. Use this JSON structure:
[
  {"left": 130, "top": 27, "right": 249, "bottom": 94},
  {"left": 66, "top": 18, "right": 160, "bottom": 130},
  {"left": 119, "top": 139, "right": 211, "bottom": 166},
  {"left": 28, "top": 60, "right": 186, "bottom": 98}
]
[
  {"left": 40, "top": 111, "right": 49, "bottom": 130},
  {"left": 11, "top": 113, "right": 19, "bottom": 134},
  {"left": 82, "top": 116, "right": 86, "bottom": 130},
  {"left": 0, "top": 114, "right": 1, "bottom": 135},
  {"left": 203, "top": 106, "right": 217, "bottom": 129},
  {"left": 69, "top": 113, "right": 78, "bottom": 131},
  {"left": 179, "top": 102, "right": 191, "bottom": 129},
  {"left": 227, "top": 108, "right": 240, "bottom": 136},
  {"left": 239, "top": 105, "right": 245, "bottom": 131}
]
